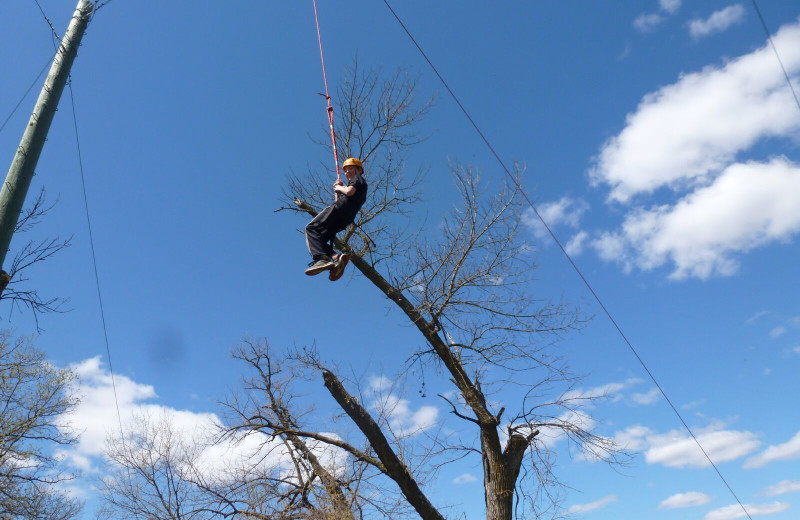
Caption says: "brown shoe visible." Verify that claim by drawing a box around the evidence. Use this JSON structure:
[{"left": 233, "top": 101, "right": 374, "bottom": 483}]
[{"left": 328, "top": 253, "right": 350, "bottom": 281}]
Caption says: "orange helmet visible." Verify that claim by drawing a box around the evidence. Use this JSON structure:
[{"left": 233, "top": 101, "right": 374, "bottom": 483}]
[{"left": 342, "top": 157, "right": 363, "bottom": 171}]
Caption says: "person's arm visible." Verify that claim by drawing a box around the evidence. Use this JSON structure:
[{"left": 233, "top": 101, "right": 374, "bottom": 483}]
[{"left": 334, "top": 183, "right": 356, "bottom": 197}]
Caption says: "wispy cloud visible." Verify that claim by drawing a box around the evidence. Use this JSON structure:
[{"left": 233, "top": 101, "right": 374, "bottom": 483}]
[
  {"left": 659, "top": 491, "right": 712, "bottom": 509},
  {"left": 634, "top": 13, "right": 665, "bottom": 33},
  {"left": 633, "top": 0, "right": 682, "bottom": 33},
  {"left": 704, "top": 502, "right": 790, "bottom": 520},
  {"left": 745, "top": 431, "right": 800, "bottom": 469},
  {"left": 565, "top": 230, "right": 589, "bottom": 256},
  {"left": 369, "top": 376, "right": 439, "bottom": 437},
  {"left": 689, "top": 5, "right": 746, "bottom": 39},
  {"left": 524, "top": 197, "right": 589, "bottom": 240},
  {"left": 746, "top": 310, "right": 770, "bottom": 324},
  {"left": 566, "top": 495, "right": 618, "bottom": 514},
  {"left": 613, "top": 423, "right": 760, "bottom": 468},
  {"left": 681, "top": 400, "right": 705, "bottom": 410},
  {"left": 630, "top": 388, "right": 661, "bottom": 405},
  {"left": 770, "top": 326, "right": 787, "bottom": 338},
  {"left": 532, "top": 410, "right": 596, "bottom": 449},
  {"left": 760, "top": 480, "right": 800, "bottom": 497},
  {"left": 660, "top": 0, "right": 681, "bottom": 14},
  {"left": 453, "top": 473, "right": 478, "bottom": 484},
  {"left": 561, "top": 378, "right": 641, "bottom": 404}
]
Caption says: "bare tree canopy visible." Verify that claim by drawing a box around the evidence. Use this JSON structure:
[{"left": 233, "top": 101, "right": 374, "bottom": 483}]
[
  {"left": 0, "top": 188, "right": 70, "bottom": 328},
  {"left": 0, "top": 332, "right": 82, "bottom": 519},
  {"left": 278, "top": 60, "right": 626, "bottom": 519},
  {"left": 99, "top": 60, "right": 625, "bottom": 520}
]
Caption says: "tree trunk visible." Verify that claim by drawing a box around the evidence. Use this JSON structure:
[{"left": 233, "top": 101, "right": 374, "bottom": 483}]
[
  {"left": 322, "top": 370, "right": 446, "bottom": 520},
  {"left": 482, "top": 433, "right": 534, "bottom": 520},
  {"left": 294, "top": 200, "right": 539, "bottom": 520}
]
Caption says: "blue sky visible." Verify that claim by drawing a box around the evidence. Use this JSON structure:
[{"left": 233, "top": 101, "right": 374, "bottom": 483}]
[{"left": 2, "top": 1, "right": 799, "bottom": 519}]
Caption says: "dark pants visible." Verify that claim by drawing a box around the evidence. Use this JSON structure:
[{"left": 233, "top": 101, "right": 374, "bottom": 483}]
[{"left": 305, "top": 205, "right": 348, "bottom": 261}]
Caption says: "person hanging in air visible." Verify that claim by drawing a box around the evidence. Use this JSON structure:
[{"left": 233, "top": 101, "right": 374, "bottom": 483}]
[{"left": 304, "top": 157, "right": 368, "bottom": 280}]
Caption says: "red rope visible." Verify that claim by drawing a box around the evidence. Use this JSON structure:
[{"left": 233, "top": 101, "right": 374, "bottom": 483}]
[{"left": 312, "top": 0, "right": 341, "bottom": 189}]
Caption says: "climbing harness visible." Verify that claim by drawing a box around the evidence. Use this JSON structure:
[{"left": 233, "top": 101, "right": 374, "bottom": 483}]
[{"left": 312, "top": 0, "right": 341, "bottom": 199}]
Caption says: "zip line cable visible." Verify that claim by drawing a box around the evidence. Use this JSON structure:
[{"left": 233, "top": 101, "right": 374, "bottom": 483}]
[
  {"left": 67, "top": 78, "right": 126, "bottom": 443},
  {"left": 93, "top": 0, "right": 117, "bottom": 15},
  {"left": 0, "top": 54, "right": 54, "bottom": 136},
  {"left": 380, "top": 1, "right": 753, "bottom": 518},
  {"left": 32, "top": 0, "right": 60, "bottom": 41},
  {"left": 29, "top": 0, "right": 128, "bottom": 448},
  {"left": 750, "top": 0, "right": 800, "bottom": 114}
]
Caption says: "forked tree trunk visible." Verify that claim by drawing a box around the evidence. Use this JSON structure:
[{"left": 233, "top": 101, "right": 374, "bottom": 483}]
[
  {"left": 295, "top": 200, "right": 538, "bottom": 520},
  {"left": 482, "top": 433, "right": 534, "bottom": 519}
]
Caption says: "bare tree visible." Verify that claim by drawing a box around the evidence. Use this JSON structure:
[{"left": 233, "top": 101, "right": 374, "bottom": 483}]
[
  {"left": 99, "top": 401, "right": 374, "bottom": 520},
  {"left": 278, "top": 60, "right": 626, "bottom": 520},
  {"left": 284, "top": 58, "right": 432, "bottom": 268},
  {"left": 0, "top": 331, "right": 82, "bottom": 519},
  {"left": 99, "top": 60, "right": 624, "bottom": 520},
  {"left": 222, "top": 339, "right": 427, "bottom": 520},
  {"left": 0, "top": 188, "right": 70, "bottom": 329}
]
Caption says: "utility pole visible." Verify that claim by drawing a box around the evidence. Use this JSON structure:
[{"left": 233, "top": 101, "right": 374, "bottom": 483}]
[{"left": 0, "top": 0, "right": 93, "bottom": 294}]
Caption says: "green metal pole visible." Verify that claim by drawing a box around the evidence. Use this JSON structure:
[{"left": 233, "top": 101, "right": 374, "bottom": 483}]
[{"left": 0, "top": 0, "right": 93, "bottom": 292}]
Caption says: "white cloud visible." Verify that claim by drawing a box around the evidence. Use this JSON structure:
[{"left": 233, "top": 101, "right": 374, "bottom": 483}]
[
  {"left": 613, "top": 425, "right": 654, "bottom": 451},
  {"left": 770, "top": 326, "right": 787, "bottom": 338},
  {"left": 630, "top": 388, "right": 661, "bottom": 405},
  {"left": 760, "top": 480, "right": 800, "bottom": 497},
  {"left": 745, "top": 431, "right": 800, "bottom": 469},
  {"left": 747, "top": 310, "right": 770, "bottom": 324},
  {"left": 58, "top": 358, "right": 329, "bottom": 494},
  {"left": 689, "top": 5, "right": 746, "bottom": 39},
  {"left": 634, "top": 0, "right": 681, "bottom": 32},
  {"left": 634, "top": 13, "right": 665, "bottom": 33},
  {"left": 704, "top": 502, "right": 790, "bottom": 520},
  {"left": 562, "top": 378, "right": 641, "bottom": 404},
  {"left": 647, "top": 429, "right": 760, "bottom": 468},
  {"left": 660, "top": 0, "right": 681, "bottom": 14},
  {"left": 592, "top": 158, "right": 800, "bottom": 279},
  {"left": 593, "top": 231, "right": 627, "bottom": 265},
  {"left": 567, "top": 495, "right": 617, "bottom": 514},
  {"left": 525, "top": 197, "right": 589, "bottom": 239},
  {"left": 390, "top": 399, "right": 438, "bottom": 436},
  {"left": 64, "top": 357, "right": 163, "bottom": 462},
  {"left": 370, "top": 384, "right": 439, "bottom": 437},
  {"left": 56, "top": 482, "right": 92, "bottom": 500},
  {"left": 792, "top": 346, "right": 800, "bottom": 355},
  {"left": 453, "top": 473, "right": 478, "bottom": 484},
  {"left": 613, "top": 423, "right": 760, "bottom": 468},
  {"left": 565, "top": 230, "right": 589, "bottom": 256},
  {"left": 532, "top": 410, "right": 596, "bottom": 449},
  {"left": 369, "top": 375, "right": 393, "bottom": 392},
  {"left": 659, "top": 491, "right": 712, "bottom": 509},
  {"left": 591, "top": 19, "right": 800, "bottom": 202}
]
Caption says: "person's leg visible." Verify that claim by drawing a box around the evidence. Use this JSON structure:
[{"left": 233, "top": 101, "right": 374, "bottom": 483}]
[{"left": 305, "top": 206, "right": 336, "bottom": 261}]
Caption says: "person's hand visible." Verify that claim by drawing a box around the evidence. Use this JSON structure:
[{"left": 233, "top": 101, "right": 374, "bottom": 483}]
[{"left": 334, "top": 178, "right": 344, "bottom": 186}]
